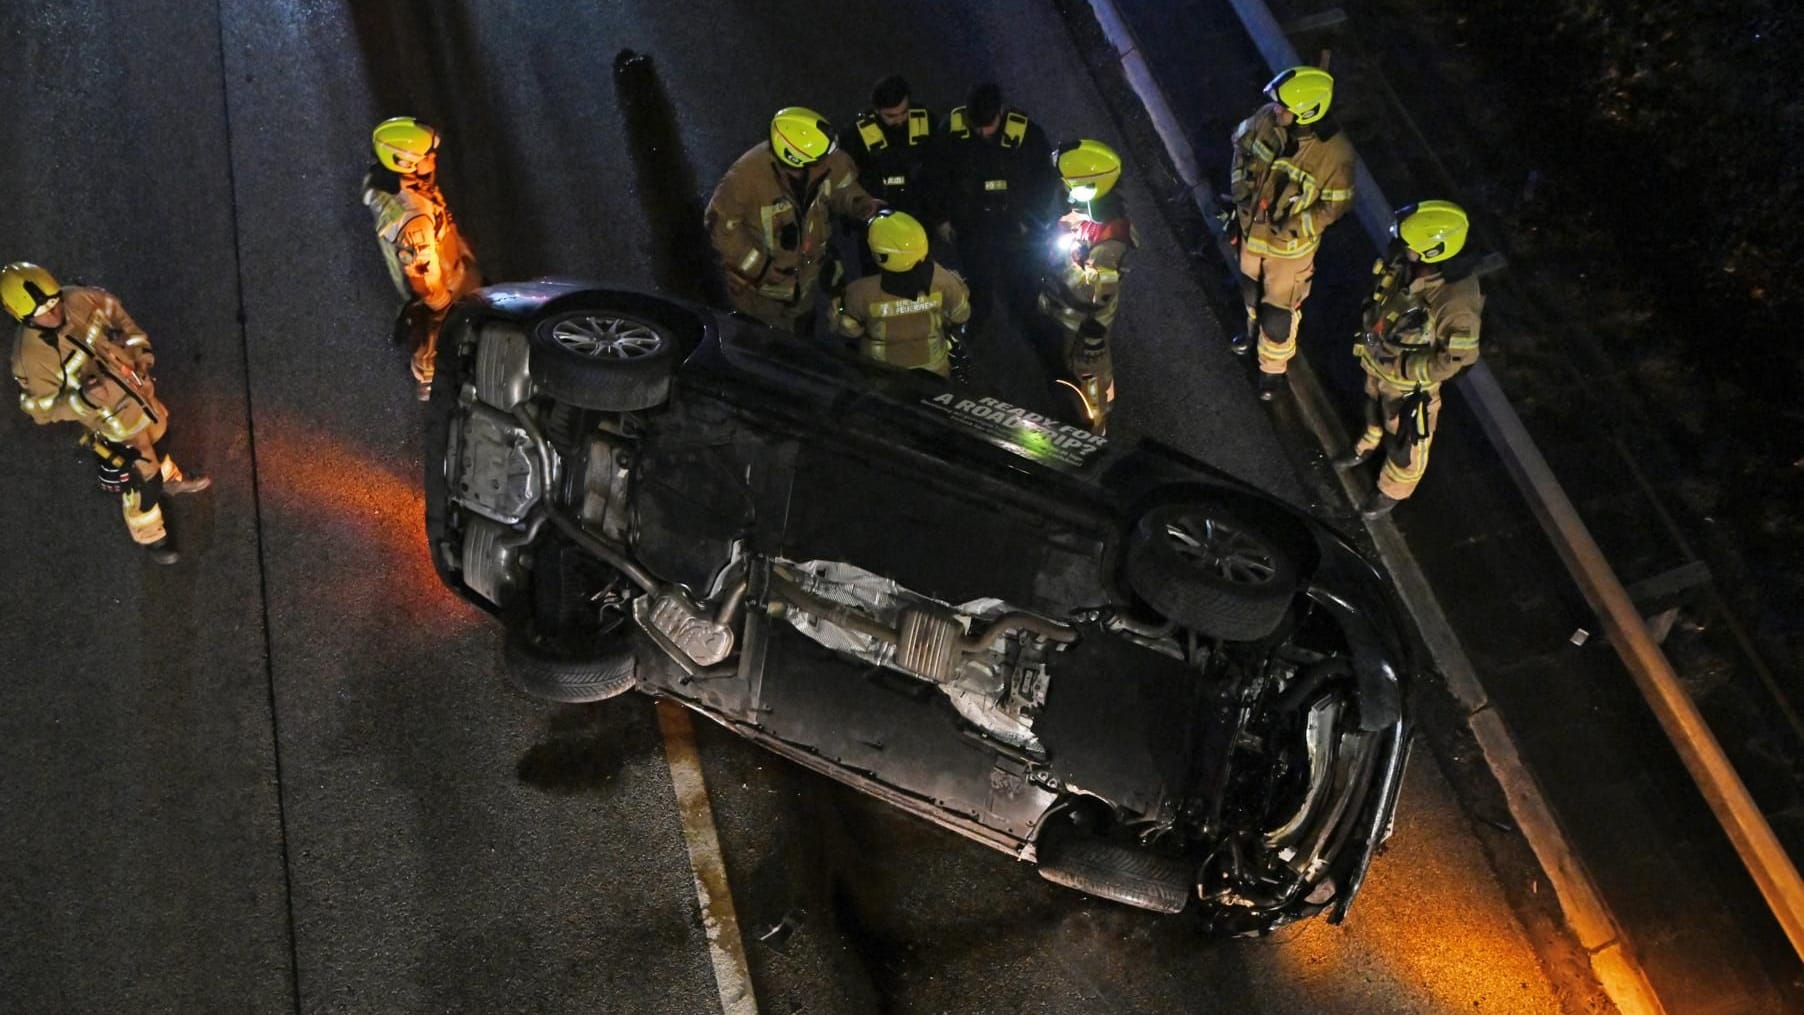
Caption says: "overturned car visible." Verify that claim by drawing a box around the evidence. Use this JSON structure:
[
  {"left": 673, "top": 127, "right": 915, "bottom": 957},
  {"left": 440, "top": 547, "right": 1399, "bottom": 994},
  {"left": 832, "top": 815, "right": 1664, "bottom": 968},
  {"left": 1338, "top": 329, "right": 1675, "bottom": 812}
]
[{"left": 424, "top": 281, "right": 1412, "bottom": 932}]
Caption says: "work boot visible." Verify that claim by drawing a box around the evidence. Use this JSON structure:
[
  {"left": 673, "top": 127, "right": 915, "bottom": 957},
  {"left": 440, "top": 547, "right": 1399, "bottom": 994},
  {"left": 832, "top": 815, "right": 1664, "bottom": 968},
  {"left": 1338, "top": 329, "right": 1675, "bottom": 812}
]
[
  {"left": 165, "top": 474, "right": 212, "bottom": 495},
  {"left": 145, "top": 538, "right": 180, "bottom": 565},
  {"left": 1360, "top": 492, "right": 1399, "bottom": 520},
  {"left": 1229, "top": 331, "right": 1253, "bottom": 357},
  {"left": 1257, "top": 371, "right": 1287, "bottom": 401},
  {"left": 416, "top": 379, "right": 433, "bottom": 402},
  {"left": 1333, "top": 448, "right": 1374, "bottom": 471}
]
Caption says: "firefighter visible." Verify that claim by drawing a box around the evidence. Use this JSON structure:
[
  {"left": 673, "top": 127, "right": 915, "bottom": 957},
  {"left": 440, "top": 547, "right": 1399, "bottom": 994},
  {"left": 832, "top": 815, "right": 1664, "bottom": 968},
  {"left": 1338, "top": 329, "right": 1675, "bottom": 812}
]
[
  {"left": 831, "top": 210, "right": 971, "bottom": 379},
  {"left": 706, "top": 106, "right": 882, "bottom": 336},
  {"left": 939, "top": 82, "right": 1059, "bottom": 332},
  {"left": 6, "top": 263, "right": 211, "bottom": 564},
  {"left": 845, "top": 74, "right": 940, "bottom": 224},
  {"left": 1037, "top": 139, "right": 1135, "bottom": 434},
  {"left": 1337, "top": 201, "right": 1483, "bottom": 518},
  {"left": 362, "top": 116, "right": 481, "bottom": 400},
  {"left": 1227, "top": 66, "right": 1356, "bottom": 399}
]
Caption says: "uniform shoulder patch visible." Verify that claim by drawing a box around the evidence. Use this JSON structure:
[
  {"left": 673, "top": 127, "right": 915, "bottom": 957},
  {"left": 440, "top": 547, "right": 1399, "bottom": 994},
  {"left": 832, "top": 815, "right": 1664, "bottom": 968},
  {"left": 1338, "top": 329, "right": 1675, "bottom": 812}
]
[
  {"left": 907, "top": 108, "right": 931, "bottom": 144},
  {"left": 1001, "top": 111, "right": 1029, "bottom": 148},
  {"left": 856, "top": 114, "right": 886, "bottom": 152}
]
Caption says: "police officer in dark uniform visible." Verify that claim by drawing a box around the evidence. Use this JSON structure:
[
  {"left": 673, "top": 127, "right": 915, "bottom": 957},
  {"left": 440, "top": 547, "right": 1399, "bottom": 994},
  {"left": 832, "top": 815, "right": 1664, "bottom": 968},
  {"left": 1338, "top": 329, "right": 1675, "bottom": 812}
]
[
  {"left": 843, "top": 75, "right": 941, "bottom": 277},
  {"left": 845, "top": 74, "right": 940, "bottom": 223},
  {"left": 939, "top": 82, "right": 1059, "bottom": 331}
]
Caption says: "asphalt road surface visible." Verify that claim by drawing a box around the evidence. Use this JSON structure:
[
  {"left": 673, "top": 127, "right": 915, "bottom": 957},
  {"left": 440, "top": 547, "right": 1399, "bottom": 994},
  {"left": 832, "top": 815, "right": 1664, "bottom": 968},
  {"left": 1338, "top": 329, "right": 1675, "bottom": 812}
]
[{"left": 2, "top": 2, "right": 1577, "bottom": 1012}]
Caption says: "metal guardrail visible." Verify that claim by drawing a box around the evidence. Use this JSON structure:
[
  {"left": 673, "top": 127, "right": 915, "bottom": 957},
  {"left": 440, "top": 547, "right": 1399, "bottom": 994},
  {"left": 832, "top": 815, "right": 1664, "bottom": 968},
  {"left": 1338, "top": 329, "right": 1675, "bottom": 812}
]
[{"left": 1090, "top": 0, "right": 1804, "bottom": 968}]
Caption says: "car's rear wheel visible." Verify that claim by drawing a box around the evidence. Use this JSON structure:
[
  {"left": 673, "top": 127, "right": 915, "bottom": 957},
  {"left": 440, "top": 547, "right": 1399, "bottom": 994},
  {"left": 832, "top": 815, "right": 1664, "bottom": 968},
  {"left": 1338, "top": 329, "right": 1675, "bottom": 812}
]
[
  {"left": 1124, "top": 502, "right": 1297, "bottom": 641},
  {"left": 1037, "top": 836, "right": 1193, "bottom": 915},
  {"left": 529, "top": 304, "right": 675, "bottom": 411}
]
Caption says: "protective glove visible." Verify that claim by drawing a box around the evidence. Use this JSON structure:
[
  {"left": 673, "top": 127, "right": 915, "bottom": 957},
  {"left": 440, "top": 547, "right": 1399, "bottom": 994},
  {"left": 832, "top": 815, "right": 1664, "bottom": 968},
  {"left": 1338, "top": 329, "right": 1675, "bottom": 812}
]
[{"left": 946, "top": 323, "right": 971, "bottom": 384}]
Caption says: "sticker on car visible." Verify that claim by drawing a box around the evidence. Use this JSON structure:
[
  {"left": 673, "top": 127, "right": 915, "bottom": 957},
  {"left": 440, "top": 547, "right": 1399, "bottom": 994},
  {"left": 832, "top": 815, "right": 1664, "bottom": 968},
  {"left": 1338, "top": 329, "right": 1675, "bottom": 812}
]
[{"left": 922, "top": 393, "right": 1107, "bottom": 469}]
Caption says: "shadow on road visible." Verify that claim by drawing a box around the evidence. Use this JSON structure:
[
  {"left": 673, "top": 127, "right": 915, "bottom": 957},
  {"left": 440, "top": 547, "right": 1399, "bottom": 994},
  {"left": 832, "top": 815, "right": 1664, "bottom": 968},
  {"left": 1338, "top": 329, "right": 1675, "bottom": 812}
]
[
  {"left": 612, "top": 49, "right": 720, "bottom": 307},
  {"left": 515, "top": 703, "right": 648, "bottom": 796}
]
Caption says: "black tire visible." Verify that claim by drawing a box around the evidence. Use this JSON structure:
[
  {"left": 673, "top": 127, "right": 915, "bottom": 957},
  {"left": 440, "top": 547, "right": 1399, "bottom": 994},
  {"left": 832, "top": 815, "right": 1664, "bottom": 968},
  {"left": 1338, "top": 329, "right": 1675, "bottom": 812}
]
[
  {"left": 1123, "top": 502, "right": 1297, "bottom": 641},
  {"left": 528, "top": 303, "right": 675, "bottom": 411},
  {"left": 503, "top": 628, "right": 639, "bottom": 704},
  {"left": 1037, "top": 838, "right": 1193, "bottom": 915}
]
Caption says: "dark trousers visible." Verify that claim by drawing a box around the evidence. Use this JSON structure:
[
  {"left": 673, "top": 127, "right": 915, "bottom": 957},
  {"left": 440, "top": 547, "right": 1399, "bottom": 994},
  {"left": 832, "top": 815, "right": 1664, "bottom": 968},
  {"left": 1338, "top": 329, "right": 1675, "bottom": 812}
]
[{"left": 953, "top": 220, "right": 1038, "bottom": 334}]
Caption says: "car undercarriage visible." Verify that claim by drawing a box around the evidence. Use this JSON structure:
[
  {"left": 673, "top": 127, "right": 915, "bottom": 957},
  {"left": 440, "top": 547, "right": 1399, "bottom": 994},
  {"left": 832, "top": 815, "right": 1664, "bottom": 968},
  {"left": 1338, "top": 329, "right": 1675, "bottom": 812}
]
[{"left": 425, "top": 282, "right": 1410, "bottom": 933}]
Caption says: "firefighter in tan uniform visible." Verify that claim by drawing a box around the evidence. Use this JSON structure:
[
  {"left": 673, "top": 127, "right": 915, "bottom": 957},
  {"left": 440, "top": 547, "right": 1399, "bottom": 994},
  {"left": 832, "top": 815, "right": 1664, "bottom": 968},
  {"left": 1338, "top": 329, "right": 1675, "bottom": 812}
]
[
  {"left": 832, "top": 210, "right": 970, "bottom": 379},
  {"left": 706, "top": 107, "right": 882, "bottom": 336},
  {"left": 6, "top": 263, "right": 211, "bottom": 564},
  {"left": 1228, "top": 67, "right": 1356, "bottom": 399},
  {"left": 1337, "top": 201, "right": 1483, "bottom": 518},
  {"left": 362, "top": 117, "right": 481, "bottom": 400},
  {"left": 1038, "top": 140, "right": 1135, "bottom": 435}
]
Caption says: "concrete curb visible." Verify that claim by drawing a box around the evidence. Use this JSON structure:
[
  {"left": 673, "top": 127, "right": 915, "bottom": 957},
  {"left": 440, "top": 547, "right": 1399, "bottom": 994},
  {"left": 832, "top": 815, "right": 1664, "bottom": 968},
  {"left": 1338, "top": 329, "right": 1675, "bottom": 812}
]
[{"left": 1080, "top": 1, "right": 1664, "bottom": 1011}]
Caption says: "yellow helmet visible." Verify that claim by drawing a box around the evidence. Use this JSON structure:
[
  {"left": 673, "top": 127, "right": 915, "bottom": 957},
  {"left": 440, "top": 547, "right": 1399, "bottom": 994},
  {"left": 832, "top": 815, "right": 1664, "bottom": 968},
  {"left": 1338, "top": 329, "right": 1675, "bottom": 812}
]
[
  {"left": 769, "top": 106, "right": 837, "bottom": 168},
  {"left": 1394, "top": 200, "right": 1470, "bottom": 263},
  {"left": 1, "top": 261, "right": 61, "bottom": 322},
  {"left": 867, "top": 210, "right": 929, "bottom": 272},
  {"left": 372, "top": 116, "right": 441, "bottom": 173},
  {"left": 1264, "top": 66, "right": 1334, "bottom": 125},
  {"left": 1054, "top": 139, "right": 1122, "bottom": 201}
]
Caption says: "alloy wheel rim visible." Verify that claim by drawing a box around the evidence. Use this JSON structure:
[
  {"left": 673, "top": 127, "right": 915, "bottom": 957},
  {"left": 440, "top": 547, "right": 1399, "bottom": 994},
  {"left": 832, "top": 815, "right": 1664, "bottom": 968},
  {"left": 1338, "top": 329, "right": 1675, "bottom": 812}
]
[
  {"left": 1164, "top": 515, "right": 1276, "bottom": 585},
  {"left": 549, "top": 314, "right": 664, "bottom": 360}
]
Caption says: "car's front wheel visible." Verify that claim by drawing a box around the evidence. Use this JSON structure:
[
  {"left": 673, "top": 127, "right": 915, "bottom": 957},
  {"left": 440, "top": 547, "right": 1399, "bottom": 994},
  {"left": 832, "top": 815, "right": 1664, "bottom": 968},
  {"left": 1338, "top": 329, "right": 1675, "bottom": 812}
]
[
  {"left": 1123, "top": 502, "right": 1297, "bottom": 641},
  {"left": 1037, "top": 836, "right": 1193, "bottom": 915}
]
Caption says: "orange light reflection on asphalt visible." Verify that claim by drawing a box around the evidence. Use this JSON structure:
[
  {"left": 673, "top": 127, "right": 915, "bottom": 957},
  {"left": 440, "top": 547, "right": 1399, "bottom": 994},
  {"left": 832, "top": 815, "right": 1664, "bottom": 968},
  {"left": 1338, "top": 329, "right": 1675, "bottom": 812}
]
[
  {"left": 1261, "top": 763, "right": 1569, "bottom": 1012},
  {"left": 256, "top": 419, "right": 479, "bottom": 629}
]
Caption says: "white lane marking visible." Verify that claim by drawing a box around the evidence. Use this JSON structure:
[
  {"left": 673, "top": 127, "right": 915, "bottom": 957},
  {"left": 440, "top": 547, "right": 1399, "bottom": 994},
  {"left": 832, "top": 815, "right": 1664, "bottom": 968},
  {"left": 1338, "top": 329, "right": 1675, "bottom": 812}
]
[{"left": 657, "top": 700, "right": 759, "bottom": 1015}]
